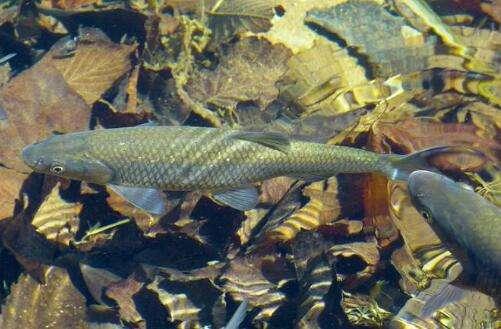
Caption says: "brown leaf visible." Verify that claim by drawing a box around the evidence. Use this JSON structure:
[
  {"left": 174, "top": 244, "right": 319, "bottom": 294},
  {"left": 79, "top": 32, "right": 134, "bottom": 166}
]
[
  {"left": 207, "top": 0, "right": 276, "bottom": 47},
  {"left": 362, "top": 173, "right": 400, "bottom": 249},
  {"left": 0, "top": 167, "right": 27, "bottom": 219},
  {"left": 221, "top": 254, "right": 292, "bottom": 322},
  {"left": 259, "top": 176, "right": 294, "bottom": 205},
  {"left": 48, "top": 30, "right": 136, "bottom": 105},
  {"left": 278, "top": 39, "right": 368, "bottom": 115},
  {"left": 371, "top": 118, "right": 499, "bottom": 171},
  {"left": 187, "top": 37, "right": 291, "bottom": 117},
  {"left": 391, "top": 279, "right": 497, "bottom": 328},
  {"left": 31, "top": 182, "right": 82, "bottom": 247},
  {"left": 105, "top": 274, "right": 145, "bottom": 327},
  {"left": 256, "top": 0, "right": 345, "bottom": 53},
  {"left": 328, "top": 240, "right": 380, "bottom": 288},
  {"left": 0, "top": 61, "right": 90, "bottom": 172},
  {"left": 267, "top": 178, "right": 340, "bottom": 242},
  {"left": 0, "top": 266, "right": 90, "bottom": 329},
  {"left": 341, "top": 291, "right": 392, "bottom": 328}
]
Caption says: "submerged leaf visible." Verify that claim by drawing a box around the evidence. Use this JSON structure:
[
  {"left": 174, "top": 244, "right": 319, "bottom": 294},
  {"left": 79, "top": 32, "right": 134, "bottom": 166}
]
[
  {"left": 267, "top": 178, "right": 340, "bottom": 242},
  {"left": 341, "top": 291, "right": 392, "bottom": 328},
  {"left": 207, "top": 0, "right": 276, "bottom": 47},
  {"left": 49, "top": 29, "right": 136, "bottom": 105},
  {"left": 256, "top": 0, "right": 345, "bottom": 53},
  {"left": 187, "top": 37, "right": 291, "bottom": 120},
  {"left": 0, "top": 267, "right": 89, "bottom": 329},
  {"left": 305, "top": 1, "right": 436, "bottom": 78},
  {"left": 391, "top": 279, "right": 498, "bottom": 328},
  {"left": 105, "top": 274, "right": 145, "bottom": 327},
  {"left": 0, "top": 168, "right": 27, "bottom": 220},
  {"left": 31, "top": 182, "right": 82, "bottom": 247}
]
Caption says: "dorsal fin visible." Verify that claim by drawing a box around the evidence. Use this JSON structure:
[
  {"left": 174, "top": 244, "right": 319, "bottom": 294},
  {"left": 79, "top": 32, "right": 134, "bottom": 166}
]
[{"left": 230, "top": 131, "right": 290, "bottom": 153}]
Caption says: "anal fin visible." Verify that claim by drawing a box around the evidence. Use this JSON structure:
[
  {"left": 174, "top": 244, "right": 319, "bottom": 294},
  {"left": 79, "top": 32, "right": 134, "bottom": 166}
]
[{"left": 212, "top": 186, "right": 259, "bottom": 211}]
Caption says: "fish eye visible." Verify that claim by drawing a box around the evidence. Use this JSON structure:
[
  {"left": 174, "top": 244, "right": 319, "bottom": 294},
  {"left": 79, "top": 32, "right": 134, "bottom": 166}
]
[
  {"left": 50, "top": 165, "right": 64, "bottom": 174},
  {"left": 421, "top": 210, "right": 432, "bottom": 222}
]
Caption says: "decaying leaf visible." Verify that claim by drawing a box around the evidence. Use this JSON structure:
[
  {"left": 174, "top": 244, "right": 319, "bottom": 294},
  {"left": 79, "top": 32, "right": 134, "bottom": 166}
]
[
  {"left": 328, "top": 240, "right": 380, "bottom": 288},
  {"left": 391, "top": 246, "right": 430, "bottom": 295},
  {"left": 456, "top": 101, "right": 501, "bottom": 140},
  {"left": 0, "top": 167, "right": 27, "bottom": 220},
  {"left": 187, "top": 37, "right": 291, "bottom": 121},
  {"left": 80, "top": 263, "right": 122, "bottom": 305},
  {"left": 391, "top": 279, "right": 498, "bottom": 329},
  {"left": 371, "top": 118, "right": 499, "bottom": 171},
  {"left": 145, "top": 266, "right": 223, "bottom": 327},
  {"left": 237, "top": 208, "right": 268, "bottom": 245},
  {"left": 341, "top": 291, "right": 392, "bottom": 328},
  {"left": 255, "top": 0, "right": 345, "bottom": 53},
  {"left": 0, "top": 55, "right": 90, "bottom": 172},
  {"left": 296, "top": 254, "right": 336, "bottom": 328},
  {"left": 259, "top": 176, "right": 295, "bottom": 205},
  {"left": 278, "top": 39, "right": 370, "bottom": 115},
  {"left": 0, "top": 266, "right": 89, "bottom": 329},
  {"left": 362, "top": 174, "right": 400, "bottom": 249},
  {"left": 207, "top": 0, "right": 277, "bottom": 47},
  {"left": 305, "top": 1, "right": 436, "bottom": 78},
  {"left": 481, "top": 0, "right": 501, "bottom": 23},
  {"left": 221, "top": 254, "right": 292, "bottom": 322},
  {"left": 267, "top": 178, "right": 340, "bottom": 242},
  {"left": 48, "top": 29, "right": 136, "bottom": 105},
  {"left": 31, "top": 182, "right": 82, "bottom": 247},
  {"left": 105, "top": 273, "right": 145, "bottom": 327}
]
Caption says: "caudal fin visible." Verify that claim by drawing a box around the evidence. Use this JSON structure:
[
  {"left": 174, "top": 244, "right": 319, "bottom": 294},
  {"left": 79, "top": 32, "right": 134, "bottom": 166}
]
[{"left": 383, "top": 146, "right": 484, "bottom": 181}]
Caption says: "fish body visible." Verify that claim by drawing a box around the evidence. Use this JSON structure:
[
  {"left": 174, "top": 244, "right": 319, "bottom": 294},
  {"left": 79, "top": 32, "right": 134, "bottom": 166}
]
[
  {"left": 22, "top": 126, "right": 460, "bottom": 211},
  {"left": 408, "top": 170, "right": 501, "bottom": 273},
  {"left": 23, "top": 126, "right": 396, "bottom": 189}
]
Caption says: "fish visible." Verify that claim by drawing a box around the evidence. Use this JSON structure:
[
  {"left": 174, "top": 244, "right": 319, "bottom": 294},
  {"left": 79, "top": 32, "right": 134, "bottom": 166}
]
[
  {"left": 407, "top": 170, "right": 501, "bottom": 274},
  {"left": 22, "top": 125, "right": 466, "bottom": 214}
]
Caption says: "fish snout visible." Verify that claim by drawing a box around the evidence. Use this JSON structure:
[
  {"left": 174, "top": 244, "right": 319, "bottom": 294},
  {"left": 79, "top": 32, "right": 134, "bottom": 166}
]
[{"left": 22, "top": 143, "right": 46, "bottom": 171}]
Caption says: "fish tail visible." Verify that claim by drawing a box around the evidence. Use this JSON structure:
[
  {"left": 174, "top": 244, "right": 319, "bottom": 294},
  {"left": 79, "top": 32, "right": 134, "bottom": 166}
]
[{"left": 381, "top": 146, "right": 483, "bottom": 181}]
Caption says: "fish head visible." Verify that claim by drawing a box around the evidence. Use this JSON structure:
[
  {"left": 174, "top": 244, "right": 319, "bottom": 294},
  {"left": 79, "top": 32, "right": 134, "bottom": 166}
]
[
  {"left": 22, "top": 132, "right": 114, "bottom": 185},
  {"left": 407, "top": 170, "right": 453, "bottom": 224}
]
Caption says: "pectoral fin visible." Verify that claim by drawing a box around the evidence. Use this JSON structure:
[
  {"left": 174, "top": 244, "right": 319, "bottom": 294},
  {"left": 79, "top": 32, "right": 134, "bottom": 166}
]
[
  {"left": 230, "top": 131, "right": 290, "bottom": 153},
  {"left": 212, "top": 186, "right": 259, "bottom": 211},
  {"left": 108, "top": 184, "right": 167, "bottom": 216}
]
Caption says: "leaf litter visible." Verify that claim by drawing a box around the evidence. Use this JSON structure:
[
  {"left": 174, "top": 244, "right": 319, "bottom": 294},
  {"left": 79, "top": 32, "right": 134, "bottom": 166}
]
[{"left": 0, "top": 0, "right": 499, "bottom": 328}]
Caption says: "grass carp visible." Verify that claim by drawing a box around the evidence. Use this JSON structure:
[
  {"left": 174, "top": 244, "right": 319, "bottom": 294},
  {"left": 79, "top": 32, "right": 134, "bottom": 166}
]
[{"left": 22, "top": 125, "right": 460, "bottom": 213}]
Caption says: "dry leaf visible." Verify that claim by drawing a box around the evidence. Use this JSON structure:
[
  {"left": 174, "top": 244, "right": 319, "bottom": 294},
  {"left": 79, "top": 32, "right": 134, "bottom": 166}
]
[
  {"left": 207, "top": 0, "right": 276, "bottom": 47},
  {"left": 187, "top": 37, "right": 291, "bottom": 118},
  {"left": 31, "top": 182, "right": 82, "bottom": 247},
  {"left": 0, "top": 266, "right": 89, "bottom": 329},
  {"left": 48, "top": 29, "right": 136, "bottom": 105},
  {"left": 255, "top": 0, "right": 345, "bottom": 53}
]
